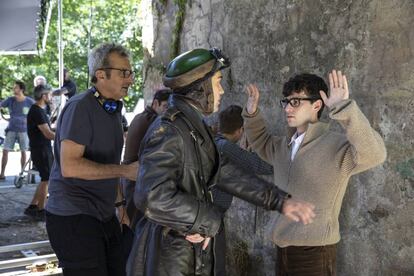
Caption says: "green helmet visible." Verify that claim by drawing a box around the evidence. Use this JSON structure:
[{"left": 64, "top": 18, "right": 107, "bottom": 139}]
[{"left": 163, "top": 48, "right": 230, "bottom": 92}]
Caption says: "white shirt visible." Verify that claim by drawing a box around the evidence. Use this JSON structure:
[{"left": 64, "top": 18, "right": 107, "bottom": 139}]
[{"left": 289, "top": 132, "right": 306, "bottom": 160}]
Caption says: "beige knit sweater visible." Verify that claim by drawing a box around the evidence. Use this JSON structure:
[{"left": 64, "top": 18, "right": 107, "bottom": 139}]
[{"left": 243, "top": 99, "right": 386, "bottom": 247}]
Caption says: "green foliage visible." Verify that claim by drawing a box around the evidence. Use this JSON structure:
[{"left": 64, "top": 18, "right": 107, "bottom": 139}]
[{"left": 0, "top": 0, "right": 143, "bottom": 111}]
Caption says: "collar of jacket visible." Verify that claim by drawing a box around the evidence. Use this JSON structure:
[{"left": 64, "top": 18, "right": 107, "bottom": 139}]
[
  {"left": 169, "top": 94, "right": 209, "bottom": 138},
  {"left": 169, "top": 93, "right": 203, "bottom": 115},
  {"left": 287, "top": 121, "right": 330, "bottom": 149}
]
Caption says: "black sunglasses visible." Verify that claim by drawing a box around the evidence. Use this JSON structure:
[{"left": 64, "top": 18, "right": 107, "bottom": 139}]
[{"left": 279, "top": 97, "right": 320, "bottom": 109}]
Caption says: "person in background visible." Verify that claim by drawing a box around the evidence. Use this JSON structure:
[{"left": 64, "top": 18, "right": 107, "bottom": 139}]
[
  {"left": 0, "top": 80, "right": 34, "bottom": 180},
  {"left": 33, "top": 75, "right": 53, "bottom": 118},
  {"left": 212, "top": 104, "right": 275, "bottom": 276},
  {"left": 60, "top": 68, "right": 77, "bottom": 99},
  {"left": 24, "top": 84, "right": 55, "bottom": 219},
  {"left": 122, "top": 88, "right": 171, "bottom": 229},
  {"left": 33, "top": 75, "right": 47, "bottom": 87}
]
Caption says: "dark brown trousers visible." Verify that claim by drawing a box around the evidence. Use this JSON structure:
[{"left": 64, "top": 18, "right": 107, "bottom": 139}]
[{"left": 276, "top": 244, "right": 337, "bottom": 276}]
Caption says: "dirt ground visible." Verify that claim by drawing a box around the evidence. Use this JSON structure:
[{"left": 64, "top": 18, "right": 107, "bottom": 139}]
[
  {"left": 0, "top": 152, "right": 56, "bottom": 274},
  {"left": 0, "top": 178, "right": 48, "bottom": 247}
]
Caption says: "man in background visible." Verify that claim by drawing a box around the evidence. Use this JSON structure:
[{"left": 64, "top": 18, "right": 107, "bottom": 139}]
[
  {"left": 24, "top": 84, "right": 55, "bottom": 219},
  {"left": 33, "top": 75, "right": 47, "bottom": 87},
  {"left": 122, "top": 88, "right": 171, "bottom": 229},
  {"left": 212, "top": 104, "right": 275, "bottom": 276},
  {"left": 60, "top": 68, "right": 77, "bottom": 99},
  {"left": 0, "top": 80, "right": 34, "bottom": 180}
]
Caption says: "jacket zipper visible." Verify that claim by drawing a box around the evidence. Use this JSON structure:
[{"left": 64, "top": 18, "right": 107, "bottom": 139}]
[{"left": 190, "top": 130, "right": 210, "bottom": 201}]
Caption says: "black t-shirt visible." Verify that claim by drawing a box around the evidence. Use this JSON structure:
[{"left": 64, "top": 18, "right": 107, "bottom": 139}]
[
  {"left": 27, "top": 104, "right": 51, "bottom": 148},
  {"left": 46, "top": 89, "right": 124, "bottom": 221}
]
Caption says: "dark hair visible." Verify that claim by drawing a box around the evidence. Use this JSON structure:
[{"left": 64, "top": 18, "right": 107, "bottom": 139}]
[
  {"left": 219, "top": 105, "right": 243, "bottom": 134},
  {"left": 153, "top": 88, "right": 171, "bottom": 103},
  {"left": 282, "top": 73, "right": 328, "bottom": 118},
  {"left": 14, "top": 80, "right": 26, "bottom": 92},
  {"left": 33, "top": 84, "right": 52, "bottom": 101}
]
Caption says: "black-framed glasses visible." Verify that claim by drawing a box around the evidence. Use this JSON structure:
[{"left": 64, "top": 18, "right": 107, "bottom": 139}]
[
  {"left": 98, "top": 67, "right": 135, "bottom": 79},
  {"left": 279, "top": 97, "right": 320, "bottom": 109}
]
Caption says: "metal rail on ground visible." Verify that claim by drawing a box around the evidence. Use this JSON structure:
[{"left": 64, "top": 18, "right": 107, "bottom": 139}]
[
  {"left": 0, "top": 240, "right": 50, "bottom": 254},
  {"left": 0, "top": 240, "right": 59, "bottom": 274},
  {"left": 0, "top": 254, "right": 57, "bottom": 270}
]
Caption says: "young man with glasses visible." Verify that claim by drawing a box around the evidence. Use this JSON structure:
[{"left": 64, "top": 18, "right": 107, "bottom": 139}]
[
  {"left": 243, "top": 70, "right": 386, "bottom": 275},
  {"left": 45, "top": 42, "right": 138, "bottom": 276}
]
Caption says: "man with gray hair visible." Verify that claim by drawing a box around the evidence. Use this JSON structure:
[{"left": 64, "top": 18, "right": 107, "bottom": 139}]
[
  {"left": 33, "top": 75, "right": 47, "bottom": 87},
  {"left": 45, "top": 42, "right": 138, "bottom": 276}
]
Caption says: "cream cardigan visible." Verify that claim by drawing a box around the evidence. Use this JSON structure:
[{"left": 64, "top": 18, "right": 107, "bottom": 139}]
[{"left": 243, "top": 99, "right": 386, "bottom": 247}]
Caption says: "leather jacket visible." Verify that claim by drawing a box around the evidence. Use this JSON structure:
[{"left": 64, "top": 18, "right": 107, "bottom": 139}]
[{"left": 127, "top": 95, "right": 289, "bottom": 276}]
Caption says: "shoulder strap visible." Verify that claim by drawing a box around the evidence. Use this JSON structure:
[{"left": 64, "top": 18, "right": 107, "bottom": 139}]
[
  {"left": 178, "top": 114, "right": 213, "bottom": 202},
  {"left": 161, "top": 107, "right": 213, "bottom": 202}
]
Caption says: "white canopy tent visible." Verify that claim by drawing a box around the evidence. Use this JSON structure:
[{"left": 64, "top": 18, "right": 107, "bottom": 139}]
[
  {"left": 0, "top": 0, "right": 66, "bottom": 115},
  {"left": 0, "top": 0, "right": 47, "bottom": 55}
]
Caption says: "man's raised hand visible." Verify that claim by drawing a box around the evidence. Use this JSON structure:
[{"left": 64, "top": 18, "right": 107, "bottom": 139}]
[
  {"left": 320, "top": 69, "right": 349, "bottom": 109},
  {"left": 246, "top": 84, "right": 260, "bottom": 115}
]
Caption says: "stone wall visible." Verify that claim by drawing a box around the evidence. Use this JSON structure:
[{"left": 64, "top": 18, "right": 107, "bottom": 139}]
[{"left": 140, "top": 0, "right": 414, "bottom": 275}]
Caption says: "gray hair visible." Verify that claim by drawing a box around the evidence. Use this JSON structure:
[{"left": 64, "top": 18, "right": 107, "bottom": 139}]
[
  {"left": 88, "top": 42, "right": 132, "bottom": 84},
  {"left": 33, "top": 75, "right": 47, "bottom": 86}
]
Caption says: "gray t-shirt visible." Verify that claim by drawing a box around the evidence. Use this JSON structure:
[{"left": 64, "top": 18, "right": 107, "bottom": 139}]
[
  {"left": 0, "top": 96, "right": 35, "bottom": 132},
  {"left": 46, "top": 89, "right": 124, "bottom": 221}
]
